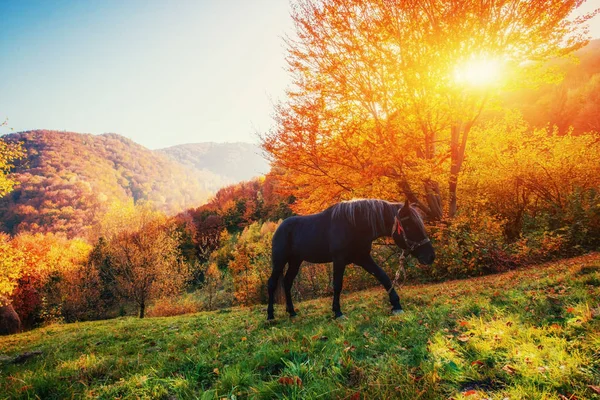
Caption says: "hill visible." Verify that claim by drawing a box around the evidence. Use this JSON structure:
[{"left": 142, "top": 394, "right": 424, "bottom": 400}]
[
  {"left": 1, "top": 254, "right": 599, "bottom": 399},
  {"left": 158, "top": 142, "right": 269, "bottom": 188},
  {"left": 0, "top": 130, "right": 220, "bottom": 238}
]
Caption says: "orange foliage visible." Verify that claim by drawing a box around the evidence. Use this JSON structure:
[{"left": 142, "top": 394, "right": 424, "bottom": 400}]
[
  {"left": 100, "top": 203, "right": 189, "bottom": 318},
  {"left": 0, "top": 130, "right": 211, "bottom": 238},
  {"left": 262, "top": 0, "right": 595, "bottom": 218},
  {"left": 7, "top": 232, "right": 92, "bottom": 326}
]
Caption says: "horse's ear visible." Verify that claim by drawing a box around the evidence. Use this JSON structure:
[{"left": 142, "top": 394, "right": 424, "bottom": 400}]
[{"left": 400, "top": 199, "right": 410, "bottom": 214}]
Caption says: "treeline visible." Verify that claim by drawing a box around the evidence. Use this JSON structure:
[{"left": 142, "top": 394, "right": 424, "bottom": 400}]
[
  {"left": 1, "top": 127, "right": 600, "bottom": 332},
  {"left": 0, "top": 176, "right": 295, "bottom": 330}
]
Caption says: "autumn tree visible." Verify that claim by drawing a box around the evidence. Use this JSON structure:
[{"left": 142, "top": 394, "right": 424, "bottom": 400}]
[
  {"left": 8, "top": 232, "right": 92, "bottom": 326},
  {"left": 0, "top": 233, "right": 24, "bottom": 302},
  {"left": 263, "top": 0, "right": 597, "bottom": 218},
  {"left": 202, "top": 262, "right": 222, "bottom": 310},
  {"left": 100, "top": 201, "right": 189, "bottom": 318},
  {"left": 463, "top": 112, "right": 600, "bottom": 242}
]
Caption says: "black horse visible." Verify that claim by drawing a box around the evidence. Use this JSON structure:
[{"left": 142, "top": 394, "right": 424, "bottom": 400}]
[{"left": 267, "top": 199, "right": 435, "bottom": 320}]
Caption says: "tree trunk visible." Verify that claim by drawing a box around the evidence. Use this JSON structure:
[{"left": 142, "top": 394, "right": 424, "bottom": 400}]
[
  {"left": 400, "top": 179, "right": 442, "bottom": 220},
  {"left": 449, "top": 124, "right": 460, "bottom": 217},
  {"left": 449, "top": 120, "right": 473, "bottom": 218},
  {"left": 139, "top": 301, "right": 145, "bottom": 319},
  {"left": 424, "top": 180, "right": 444, "bottom": 220}
]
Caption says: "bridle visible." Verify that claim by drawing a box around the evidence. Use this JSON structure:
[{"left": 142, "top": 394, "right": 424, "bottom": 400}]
[{"left": 391, "top": 215, "right": 431, "bottom": 252}]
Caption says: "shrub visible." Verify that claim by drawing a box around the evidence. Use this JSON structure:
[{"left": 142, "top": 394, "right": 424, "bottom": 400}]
[
  {"left": 425, "top": 209, "right": 512, "bottom": 279},
  {"left": 146, "top": 295, "right": 202, "bottom": 318},
  {"left": 227, "top": 221, "right": 277, "bottom": 306}
]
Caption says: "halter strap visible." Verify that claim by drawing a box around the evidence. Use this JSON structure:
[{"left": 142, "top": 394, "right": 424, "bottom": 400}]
[{"left": 392, "top": 215, "right": 430, "bottom": 252}]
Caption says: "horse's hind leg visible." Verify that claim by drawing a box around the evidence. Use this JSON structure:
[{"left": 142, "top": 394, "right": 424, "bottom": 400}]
[
  {"left": 283, "top": 258, "right": 302, "bottom": 317},
  {"left": 267, "top": 258, "right": 286, "bottom": 321}
]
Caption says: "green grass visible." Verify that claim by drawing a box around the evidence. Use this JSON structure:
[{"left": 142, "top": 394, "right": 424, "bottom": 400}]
[{"left": 2, "top": 254, "right": 600, "bottom": 399}]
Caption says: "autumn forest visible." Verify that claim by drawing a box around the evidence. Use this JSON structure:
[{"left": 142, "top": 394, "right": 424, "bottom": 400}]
[{"left": 1, "top": 0, "right": 600, "bottom": 398}]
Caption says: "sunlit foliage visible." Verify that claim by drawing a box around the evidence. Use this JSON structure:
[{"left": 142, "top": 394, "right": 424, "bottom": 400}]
[
  {"left": 228, "top": 221, "right": 278, "bottom": 305},
  {"left": 263, "top": 0, "right": 597, "bottom": 218},
  {"left": 98, "top": 201, "right": 189, "bottom": 318},
  {"left": 7, "top": 232, "right": 92, "bottom": 326}
]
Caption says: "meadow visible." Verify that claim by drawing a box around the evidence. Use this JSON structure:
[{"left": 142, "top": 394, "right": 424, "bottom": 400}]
[{"left": 1, "top": 253, "right": 599, "bottom": 399}]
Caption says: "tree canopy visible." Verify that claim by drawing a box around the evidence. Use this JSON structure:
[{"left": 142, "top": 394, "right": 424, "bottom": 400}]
[{"left": 263, "top": 0, "right": 598, "bottom": 218}]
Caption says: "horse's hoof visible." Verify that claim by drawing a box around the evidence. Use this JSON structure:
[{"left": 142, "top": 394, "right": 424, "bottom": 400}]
[{"left": 391, "top": 308, "right": 405, "bottom": 315}]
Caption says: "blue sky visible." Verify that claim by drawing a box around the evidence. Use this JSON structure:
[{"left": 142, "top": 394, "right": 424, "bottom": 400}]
[
  {"left": 1, "top": 1, "right": 598, "bottom": 149},
  {"left": 0, "top": 0, "right": 293, "bottom": 149}
]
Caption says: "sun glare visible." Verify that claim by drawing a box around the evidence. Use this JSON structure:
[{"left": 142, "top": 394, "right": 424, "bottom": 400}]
[{"left": 453, "top": 57, "right": 502, "bottom": 87}]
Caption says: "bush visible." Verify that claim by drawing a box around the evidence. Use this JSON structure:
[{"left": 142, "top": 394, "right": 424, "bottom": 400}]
[
  {"left": 424, "top": 210, "right": 512, "bottom": 279},
  {"left": 146, "top": 295, "right": 202, "bottom": 318},
  {"left": 227, "top": 222, "right": 277, "bottom": 305}
]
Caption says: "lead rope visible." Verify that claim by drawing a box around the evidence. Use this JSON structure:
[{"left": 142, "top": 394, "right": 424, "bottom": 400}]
[
  {"left": 387, "top": 249, "right": 407, "bottom": 294},
  {"left": 388, "top": 216, "right": 407, "bottom": 294}
]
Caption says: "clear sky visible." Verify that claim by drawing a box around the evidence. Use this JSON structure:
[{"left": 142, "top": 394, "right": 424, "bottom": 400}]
[
  {"left": 1, "top": 1, "right": 599, "bottom": 150},
  {"left": 0, "top": 0, "right": 294, "bottom": 149}
]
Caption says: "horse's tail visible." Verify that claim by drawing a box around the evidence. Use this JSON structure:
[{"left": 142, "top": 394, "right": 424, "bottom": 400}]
[{"left": 268, "top": 219, "right": 294, "bottom": 312}]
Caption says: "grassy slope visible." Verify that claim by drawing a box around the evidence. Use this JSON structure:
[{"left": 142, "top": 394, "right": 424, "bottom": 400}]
[{"left": 1, "top": 255, "right": 600, "bottom": 400}]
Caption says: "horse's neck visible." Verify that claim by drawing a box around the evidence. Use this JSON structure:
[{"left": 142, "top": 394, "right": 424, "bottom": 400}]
[{"left": 373, "top": 203, "right": 398, "bottom": 239}]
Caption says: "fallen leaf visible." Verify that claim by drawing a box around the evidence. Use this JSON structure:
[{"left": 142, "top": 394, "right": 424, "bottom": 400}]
[
  {"left": 471, "top": 360, "right": 484, "bottom": 367},
  {"left": 457, "top": 335, "right": 470, "bottom": 342},
  {"left": 589, "top": 385, "right": 600, "bottom": 394},
  {"left": 464, "top": 390, "right": 478, "bottom": 396},
  {"left": 278, "top": 376, "right": 302, "bottom": 386},
  {"left": 502, "top": 364, "right": 517, "bottom": 375}
]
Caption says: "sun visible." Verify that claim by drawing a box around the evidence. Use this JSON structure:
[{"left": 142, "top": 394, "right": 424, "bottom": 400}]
[{"left": 453, "top": 56, "right": 502, "bottom": 87}]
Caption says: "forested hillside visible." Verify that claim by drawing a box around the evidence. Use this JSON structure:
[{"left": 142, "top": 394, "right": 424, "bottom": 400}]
[
  {"left": 0, "top": 131, "right": 215, "bottom": 238},
  {"left": 158, "top": 142, "right": 268, "bottom": 187}
]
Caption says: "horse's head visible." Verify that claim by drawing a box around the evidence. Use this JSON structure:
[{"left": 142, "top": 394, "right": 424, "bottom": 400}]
[{"left": 392, "top": 202, "right": 435, "bottom": 265}]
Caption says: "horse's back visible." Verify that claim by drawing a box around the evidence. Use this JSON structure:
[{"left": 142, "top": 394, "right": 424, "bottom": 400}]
[{"left": 272, "top": 211, "right": 333, "bottom": 264}]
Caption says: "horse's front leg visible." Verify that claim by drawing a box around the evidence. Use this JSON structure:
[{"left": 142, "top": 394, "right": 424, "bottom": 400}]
[
  {"left": 332, "top": 261, "right": 347, "bottom": 319},
  {"left": 357, "top": 255, "right": 403, "bottom": 313}
]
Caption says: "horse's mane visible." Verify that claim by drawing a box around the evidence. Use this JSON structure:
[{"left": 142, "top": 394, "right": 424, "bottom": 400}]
[
  {"left": 331, "top": 199, "right": 396, "bottom": 236},
  {"left": 331, "top": 198, "right": 426, "bottom": 237}
]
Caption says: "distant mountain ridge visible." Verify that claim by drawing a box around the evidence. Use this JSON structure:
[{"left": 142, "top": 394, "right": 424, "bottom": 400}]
[
  {"left": 157, "top": 142, "right": 269, "bottom": 186},
  {"left": 0, "top": 130, "right": 267, "bottom": 238}
]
